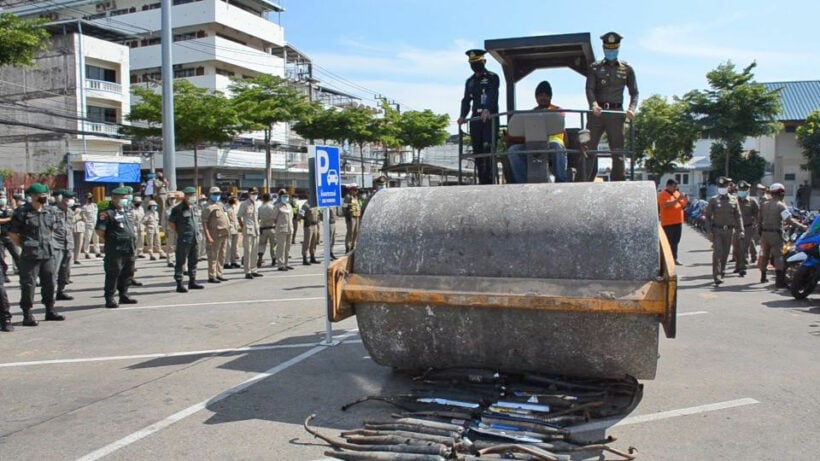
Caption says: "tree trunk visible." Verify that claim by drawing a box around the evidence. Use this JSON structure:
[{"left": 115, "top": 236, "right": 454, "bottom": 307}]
[
  {"left": 360, "top": 143, "right": 365, "bottom": 187},
  {"left": 724, "top": 142, "right": 730, "bottom": 177},
  {"left": 193, "top": 144, "right": 199, "bottom": 191},
  {"left": 265, "top": 126, "right": 272, "bottom": 192}
]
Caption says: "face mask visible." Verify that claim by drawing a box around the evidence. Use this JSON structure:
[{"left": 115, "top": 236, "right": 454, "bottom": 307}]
[
  {"left": 469, "top": 62, "right": 485, "bottom": 73},
  {"left": 0, "top": 199, "right": 6, "bottom": 206},
  {"left": 118, "top": 198, "right": 129, "bottom": 208},
  {"left": 37, "top": 196, "right": 48, "bottom": 204},
  {"left": 127, "top": 194, "right": 134, "bottom": 201},
  {"left": 187, "top": 197, "right": 197, "bottom": 205},
  {"left": 66, "top": 199, "right": 75, "bottom": 207},
  {"left": 26, "top": 196, "right": 32, "bottom": 203},
  {"left": 211, "top": 194, "right": 221, "bottom": 202},
  {"left": 151, "top": 205, "right": 158, "bottom": 211},
  {"left": 604, "top": 50, "right": 619, "bottom": 61},
  {"left": 377, "top": 185, "right": 385, "bottom": 191},
  {"left": 134, "top": 202, "right": 142, "bottom": 208},
  {"left": 717, "top": 187, "right": 728, "bottom": 195},
  {"left": 281, "top": 196, "right": 289, "bottom": 204},
  {"left": 737, "top": 191, "right": 748, "bottom": 199},
  {"left": 250, "top": 194, "right": 258, "bottom": 201}
]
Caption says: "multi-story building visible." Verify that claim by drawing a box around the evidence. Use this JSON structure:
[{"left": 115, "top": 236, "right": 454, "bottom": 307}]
[{"left": 0, "top": 19, "right": 135, "bottom": 190}]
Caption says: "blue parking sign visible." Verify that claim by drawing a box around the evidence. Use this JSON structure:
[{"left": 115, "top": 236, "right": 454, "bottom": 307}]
[{"left": 314, "top": 145, "right": 342, "bottom": 207}]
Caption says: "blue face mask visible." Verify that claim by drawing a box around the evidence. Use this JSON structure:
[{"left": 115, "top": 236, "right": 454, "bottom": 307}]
[
  {"left": 210, "top": 194, "right": 221, "bottom": 202},
  {"left": 738, "top": 191, "right": 748, "bottom": 199},
  {"left": 281, "top": 196, "right": 289, "bottom": 204},
  {"left": 118, "top": 198, "right": 129, "bottom": 208},
  {"left": 604, "top": 50, "right": 619, "bottom": 61}
]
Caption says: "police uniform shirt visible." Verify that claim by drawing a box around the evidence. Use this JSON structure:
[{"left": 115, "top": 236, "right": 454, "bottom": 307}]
[
  {"left": 301, "top": 203, "right": 319, "bottom": 226},
  {"left": 272, "top": 201, "right": 294, "bottom": 234},
  {"left": 203, "top": 202, "right": 230, "bottom": 236},
  {"left": 257, "top": 202, "right": 276, "bottom": 228},
  {"left": 49, "top": 204, "right": 75, "bottom": 250},
  {"left": 142, "top": 209, "right": 160, "bottom": 230},
  {"left": 96, "top": 205, "right": 136, "bottom": 256},
  {"left": 237, "top": 199, "right": 259, "bottom": 235},
  {"left": 585, "top": 59, "right": 638, "bottom": 111},
  {"left": 759, "top": 200, "right": 789, "bottom": 230},
  {"left": 9, "top": 203, "right": 55, "bottom": 260},
  {"left": 168, "top": 202, "right": 202, "bottom": 244},
  {"left": 81, "top": 202, "right": 98, "bottom": 227},
  {"left": 738, "top": 197, "right": 759, "bottom": 227},
  {"left": 460, "top": 70, "right": 500, "bottom": 118},
  {"left": 705, "top": 194, "right": 742, "bottom": 229}
]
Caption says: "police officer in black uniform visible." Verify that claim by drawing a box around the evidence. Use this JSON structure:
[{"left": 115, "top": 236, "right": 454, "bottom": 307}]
[
  {"left": 458, "top": 49, "right": 500, "bottom": 185},
  {"left": 168, "top": 186, "right": 204, "bottom": 293},
  {"left": 8, "top": 183, "right": 64, "bottom": 325},
  {"left": 584, "top": 32, "right": 639, "bottom": 182},
  {"left": 50, "top": 189, "right": 77, "bottom": 301},
  {"left": 96, "top": 187, "right": 138, "bottom": 308}
]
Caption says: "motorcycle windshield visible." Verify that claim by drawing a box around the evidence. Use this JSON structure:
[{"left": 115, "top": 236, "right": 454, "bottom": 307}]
[{"left": 807, "top": 216, "right": 820, "bottom": 237}]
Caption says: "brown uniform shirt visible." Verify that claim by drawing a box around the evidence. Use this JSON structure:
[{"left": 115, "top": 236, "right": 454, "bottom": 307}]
[
  {"left": 585, "top": 59, "right": 639, "bottom": 112},
  {"left": 704, "top": 194, "right": 743, "bottom": 230},
  {"left": 202, "top": 202, "right": 230, "bottom": 237},
  {"left": 759, "top": 199, "right": 788, "bottom": 232},
  {"left": 737, "top": 197, "right": 759, "bottom": 228}
]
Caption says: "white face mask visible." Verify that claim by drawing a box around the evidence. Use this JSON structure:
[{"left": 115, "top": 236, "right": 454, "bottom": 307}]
[
  {"left": 250, "top": 194, "right": 258, "bottom": 201},
  {"left": 717, "top": 187, "right": 728, "bottom": 195},
  {"left": 65, "top": 199, "right": 75, "bottom": 207}
]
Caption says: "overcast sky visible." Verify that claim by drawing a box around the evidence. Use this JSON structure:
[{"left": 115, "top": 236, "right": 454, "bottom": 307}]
[{"left": 277, "top": 0, "right": 819, "bottom": 132}]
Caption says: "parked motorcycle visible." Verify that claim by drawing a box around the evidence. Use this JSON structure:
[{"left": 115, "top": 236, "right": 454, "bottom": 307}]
[{"left": 788, "top": 216, "right": 820, "bottom": 299}]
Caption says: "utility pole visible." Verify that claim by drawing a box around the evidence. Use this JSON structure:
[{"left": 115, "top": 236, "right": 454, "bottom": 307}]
[{"left": 161, "top": 0, "right": 177, "bottom": 190}]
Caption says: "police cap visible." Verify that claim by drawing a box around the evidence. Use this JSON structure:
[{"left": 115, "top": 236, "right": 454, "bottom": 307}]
[
  {"left": 182, "top": 186, "right": 197, "bottom": 195},
  {"left": 208, "top": 186, "right": 221, "bottom": 194},
  {"left": 466, "top": 49, "right": 487, "bottom": 63},
  {"left": 62, "top": 190, "right": 76, "bottom": 198},
  {"left": 601, "top": 31, "right": 623, "bottom": 49},
  {"left": 373, "top": 175, "right": 387, "bottom": 185},
  {"left": 278, "top": 188, "right": 288, "bottom": 196},
  {"left": 717, "top": 176, "right": 732, "bottom": 186},
  {"left": 112, "top": 186, "right": 129, "bottom": 196},
  {"left": 737, "top": 180, "right": 751, "bottom": 190},
  {"left": 247, "top": 186, "right": 258, "bottom": 194},
  {"left": 125, "top": 185, "right": 134, "bottom": 193},
  {"left": 51, "top": 189, "right": 65, "bottom": 197},
  {"left": 27, "top": 183, "right": 48, "bottom": 194},
  {"left": 148, "top": 200, "right": 157, "bottom": 206},
  {"left": 132, "top": 195, "right": 143, "bottom": 202},
  {"left": 86, "top": 192, "right": 94, "bottom": 199}
]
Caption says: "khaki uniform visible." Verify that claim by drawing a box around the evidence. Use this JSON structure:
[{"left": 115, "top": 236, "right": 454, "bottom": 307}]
[
  {"left": 50, "top": 204, "right": 75, "bottom": 295},
  {"left": 759, "top": 199, "right": 788, "bottom": 272},
  {"left": 164, "top": 207, "right": 177, "bottom": 266},
  {"left": 227, "top": 203, "right": 241, "bottom": 266},
  {"left": 272, "top": 201, "right": 293, "bottom": 269},
  {"left": 237, "top": 199, "right": 260, "bottom": 274},
  {"left": 257, "top": 202, "right": 277, "bottom": 265},
  {"left": 344, "top": 195, "right": 362, "bottom": 253},
  {"left": 73, "top": 207, "right": 85, "bottom": 261},
  {"left": 704, "top": 194, "right": 743, "bottom": 282},
  {"left": 130, "top": 205, "right": 146, "bottom": 256},
  {"left": 733, "top": 197, "right": 759, "bottom": 273},
  {"left": 301, "top": 203, "right": 320, "bottom": 259},
  {"left": 202, "top": 202, "right": 230, "bottom": 279},
  {"left": 81, "top": 201, "right": 101, "bottom": 256},
  {"left": 142, "top": 209, "right": 164, "bottom": 259}
]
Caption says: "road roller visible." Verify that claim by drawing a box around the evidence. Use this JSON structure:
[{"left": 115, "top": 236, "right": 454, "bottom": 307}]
[{"left": 328, "top": 182, "right": 677, "bottom": 379}]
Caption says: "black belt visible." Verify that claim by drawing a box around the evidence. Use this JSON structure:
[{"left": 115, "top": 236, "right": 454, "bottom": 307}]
[
  {"left": 600, "top": 102, "right": 623, "bottom": 110},
  {"left": 259, "top": 226, "right": 273, "bottom": 231},
  {"left": 712, "top": 225, "right": 735, "bottom": 230},
  {"left": 762, "top": 228, "right": 781, "bottom": 232}
]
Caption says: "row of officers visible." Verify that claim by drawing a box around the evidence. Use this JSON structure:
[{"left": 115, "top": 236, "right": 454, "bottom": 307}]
[
  {"left": 702, "top": 177, "right": 807, "bottom": 287},
  {"left": 0, "top": 178, "right": 385, "bottom": 332}
]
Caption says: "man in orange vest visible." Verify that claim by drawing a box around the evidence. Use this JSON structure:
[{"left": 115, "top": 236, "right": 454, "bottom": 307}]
[{"left": 658, "top": 178, "right": 688, "bottom": 264}]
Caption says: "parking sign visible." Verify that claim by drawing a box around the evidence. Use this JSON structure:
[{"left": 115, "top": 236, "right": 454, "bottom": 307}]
[{"left": 314, "top": 145, "right": 342, "bottom": 208}]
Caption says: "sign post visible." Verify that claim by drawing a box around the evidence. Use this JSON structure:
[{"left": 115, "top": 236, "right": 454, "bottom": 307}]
[{"left": 313, "top": 145, "right": 342, "bottom": 346}]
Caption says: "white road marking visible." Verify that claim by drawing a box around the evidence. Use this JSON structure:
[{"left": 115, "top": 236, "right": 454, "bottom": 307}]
[
  {"left": 569, "top": 398, "right": 760, "bottom": 433},
  {"left": 116, "top": 296, "right": 325, "bottom": 311},
  {"left": 75, "top": 331, "right": 360, "bottom": 461},
  {"left": 678, "top": 311, "right": 709, "bottom": 317},
  {"left": 0, "top": 339, "right": 364, "bottom": 368}
]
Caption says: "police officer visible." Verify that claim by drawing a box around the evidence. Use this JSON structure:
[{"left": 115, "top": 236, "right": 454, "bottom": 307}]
[
  {"left": 703, "top": 177, "right": 743, "bottom": 286},
  {"left": 0, "top": 191, "right": 20, "bottom": 276},
  {"left": 131, "top": 195, "right": 146, "bottom": 258},
  {"left": 123, "top": 186, "right": 144, "bottom": 287},
  {"left": 226, "top": 195, "right": 241, "bottom": 269},
  {"left": 458, "top": 49, "right": 500, "bottom": 185},
  {"left": 344, "top": 185, "right": 362, "bottom": 253},
  {"left": 202, "top": 186, "right": 230, "bottom": 283},
  {"left": 168, "top": 187, "right": 205, "bottom": 292},
  {"left": 272, "top": 189, "right": 294, "bottom": 271},
  {"left": 96, "top": 187, "right": 138, "bottom": 308},
  {"left": 153, "top": 171, "right": 169, "bottom": 223},
  {"left": 8, "top": 183, "right": 64, "bottom": 325},
  {"left": 237, "top": 187, "right": 262, "bottom": 279},
  {"left": 362, "top": 175, "right": 387, "bottom": 215},
  {"left": 584, "top": 32, "right": 639, "bottom": 182},
  {"left": 257, "top": 193, "right": 277, "bottom": 267},
  {"left": 50, "top": 189, "right": 77, "bottom": 301},
  {"left": 164, "top": 192, "right": 181, "bottom": 268},
  {"left": 758, "top": 183, "right": 807, "bottom": 287},
  {"left": 81, "top": 192, "right": 102, "bottom": 258},
  {"left": 301, "top": 200, "right": 319, "bottom": 265},
  {"left": 732, "top": 181, "right": 759, "bottom": 277},
  {"left": 142, "top": 200, "right": 164, "bottom": 260}
]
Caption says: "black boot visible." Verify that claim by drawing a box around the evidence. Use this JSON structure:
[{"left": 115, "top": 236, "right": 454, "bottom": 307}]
[
  {"left": 105, "top": 297, "right": 119, "bottom": 308},
  {"left": 188, "top": 279, "right": 204, "bottom": 290},
  {"left": 22, "top": 310, "right": 38, "bottom": 326},
  {"left": 256, "top": 254, "right": 263, "bottom": 268},
  {"left": 119, "top": 294, "right": 138, "bottom": 305},
  {"left": 176, "top": 281, "right": 188, "bottom": 293},
  {"left": 303, "top": 256, "right": 311, "bottom": 266},
  {"left": 56, "top": 292, "right": 74, "bottom": 301},
  {"left": 330, "top": 253, "right": 337, "bottom": 261},
  {"left": 775, "top": 270, "right": 787, "bottom": 289},
  {"left": 310, "top": 256, "right": 319, "bottom": 264},
  {"left": 44, "top": 306, "right": 65, "bottom": 321},
  {"left": 1, "top": 315, "right": 13, "bottom": 332},
  {"left": 760, "top": 270, "right": 768, "bottom": 283}
]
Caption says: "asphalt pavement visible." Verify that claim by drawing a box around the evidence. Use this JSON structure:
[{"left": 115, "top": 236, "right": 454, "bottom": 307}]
[{"left": 0, "top": 223, "right": 818, "bottom": 461}]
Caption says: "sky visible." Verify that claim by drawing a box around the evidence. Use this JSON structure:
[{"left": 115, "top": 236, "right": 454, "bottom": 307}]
[{"left": 275, "top": 0, "right": 820, "bottom": 133}]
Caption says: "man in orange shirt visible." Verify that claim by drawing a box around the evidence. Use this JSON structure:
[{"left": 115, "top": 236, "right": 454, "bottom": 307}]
[{"left": 658, "top": 178, "right": 688, "bottom": 264}]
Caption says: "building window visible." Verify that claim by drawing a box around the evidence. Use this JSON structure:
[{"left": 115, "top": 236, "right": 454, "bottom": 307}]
[
  {"left": 87, "top": 106, "right": 118, "bottom": 124},
  {"left": 86, "top": 65, "right": 117, "bottom": 83},
  {"left": 83, "top": 13, "right": 106, "bottom": 20},
  {"left": 215, "top": 68, "right": 235, "bottom": 77},
  {"left": 785, "top": 125, "right": 797, "bottom": 133},
  {"left": 109, "top": 8, "right": 130, "bottom": 16},
  {"left": 785, "top": 173, "right": 797, "bottom": 181},
  {"left": 675, "top": 173, "right": 689, "bottom": 185},
  {"left": 142, "top": 3, "right": 161, "bottom": 10},
  {"left": 140, "top": 37, "right": 161, "bottom": 46},
  {"left": 174, "top": 68, "right": 196, "bottom": 78},
  {"left": 173, "top": 32, "right": 198, "bottom": 42}
]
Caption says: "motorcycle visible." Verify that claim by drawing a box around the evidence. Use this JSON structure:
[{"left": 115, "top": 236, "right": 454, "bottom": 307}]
[{"left": 788, "top": 216, "right": 820, "bottom": 299}]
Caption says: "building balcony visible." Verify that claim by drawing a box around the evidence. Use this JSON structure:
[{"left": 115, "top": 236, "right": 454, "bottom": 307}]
[
  {"left": 130, "top": 36, "right": 284, "bottom": 76},
  {"left": 86, "top": 78, "right": 122, "bottom": 94},
  {"left": 82, "top": 121, "right": 121, "bottom": 136}
]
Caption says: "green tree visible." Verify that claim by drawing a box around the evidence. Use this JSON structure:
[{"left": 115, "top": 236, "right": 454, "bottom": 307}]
[
  {"left": 126, "top": 80, "right": 240, "bottom": 189},
  {"left": 797, "top": 110, "right": 820, "bottom": 177},
  {"left": 229, "top": 75, "right": 310, "bottom": 189},
  {"left": 634, "top": 95, "right": 700, "bottom": 179},
  {"left": 292, "top": 103, "right": 340, "bottom": 145},
  {"left": 396, "top": 110, "right": 449, "bottom": 163},
  {"left": 337, "top": 106, "right": 379, "bottom": 186},
  {"left": 684, "top": 61, "right": 781, "bottom": 179},
  {"left": 0, "top": 13, "right": 49, "bottom": 67},
  {"left": 709, "top": 140, "right": 767, "bottom": 184}
]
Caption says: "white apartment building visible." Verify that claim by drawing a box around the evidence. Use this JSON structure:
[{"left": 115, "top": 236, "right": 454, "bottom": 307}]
[{"left": 0, "top": 20, "right": 134, "bottom": 188}]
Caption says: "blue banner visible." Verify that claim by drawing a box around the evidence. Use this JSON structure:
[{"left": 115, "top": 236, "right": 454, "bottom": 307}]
[{"left": 84, "top": 162, "right": 140, "bottom": 183}]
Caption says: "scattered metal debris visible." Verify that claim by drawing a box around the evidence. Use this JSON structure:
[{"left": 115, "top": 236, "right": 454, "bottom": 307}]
[{"left": 304, "top": 369, "right": 641, "bottom": 460}]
